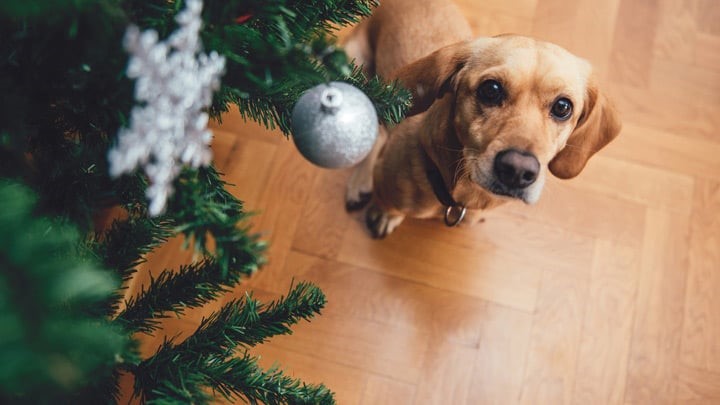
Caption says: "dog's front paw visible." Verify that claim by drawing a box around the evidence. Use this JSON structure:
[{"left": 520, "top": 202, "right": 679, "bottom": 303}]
[
  {"left": 346, "top": 191, "right": 372, "bottom": 212},
  {"left": 365, "top": 203, "right": 404, "bottom": 239}
]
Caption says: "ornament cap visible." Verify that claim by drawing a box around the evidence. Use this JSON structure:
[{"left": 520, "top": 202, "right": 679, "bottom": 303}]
[{"left": 320, "top": 87, "right": 343, "bottom": 114}]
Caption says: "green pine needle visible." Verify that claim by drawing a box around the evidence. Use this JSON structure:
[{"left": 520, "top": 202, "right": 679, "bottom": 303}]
[
  {"left": 205, "top": 354, "right": 335, "bottom": 405},
  {"left": 134, "top": 282, "right": 328, "bottom": 403},
  {"left": 98, "top": 216, "right": 175, "bottom": 281},
  {"left": 177, "top": 282, "right": 326, "bottom": 356},
  {"left": 116, "top": 259, "right": 247, "bottom": 334},
  {"left": 167, "top": 167, "right": 267, "bottom": 278},
  {"left": 0, "top": 180, "right": 127, "bottom": 399}
]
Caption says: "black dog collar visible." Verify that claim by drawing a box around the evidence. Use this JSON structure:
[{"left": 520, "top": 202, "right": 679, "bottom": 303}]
[{"left": 421, "top": 149, "right": 467, "bottom": 227}]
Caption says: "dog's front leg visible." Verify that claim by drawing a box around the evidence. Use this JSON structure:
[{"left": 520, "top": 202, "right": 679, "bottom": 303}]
[
  {"left": 365, "top": 200, "right": 405, "bottom": 239},
  {"left": 345, "top": 125, "right": 387, "bottom": 211}
]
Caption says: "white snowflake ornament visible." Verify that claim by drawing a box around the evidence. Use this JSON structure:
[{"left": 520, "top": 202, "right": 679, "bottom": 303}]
[{"left": 109, "top": 0, "right": 225, "bottom": 216}]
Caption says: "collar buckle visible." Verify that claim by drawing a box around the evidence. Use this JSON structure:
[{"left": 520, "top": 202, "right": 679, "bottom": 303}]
[
  {"left": 423, "top": 149, "right": 467, "bottom": 227},
  {"left": 444, "top": 205, "right": 467, "bottom": 227}
]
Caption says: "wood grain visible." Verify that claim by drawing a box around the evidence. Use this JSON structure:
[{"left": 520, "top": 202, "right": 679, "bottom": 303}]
[
  {"left": 519, "top": 270, "right": 588, "bottom": 405},
  {"left": 361, "top": 376, "right": 416, "bottom": 405},
  {"left": 608, "top": 0, "right": 661, "bottom": 87},
  {"left": 468, "top": 303, "right": 533, "bottom": 404},
  {"left": 681, "top": 180, "right": 720, "bottom": 374},
  {"left": 625, "top": 209, "right": 690, "bottom": 404},
  {"left": 124, "top": 0, "right": 720, "bottom": 403},
  {"left": 572, "top": 240, "right": 640, "bottom": 405}
]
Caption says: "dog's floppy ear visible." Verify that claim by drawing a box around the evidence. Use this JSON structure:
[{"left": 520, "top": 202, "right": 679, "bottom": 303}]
[
  {"left": 391, "top": 41, "right": 473, "bottom": 116},
  {"left": 549, "top": 79, "right": 622, "bottom": 179}
]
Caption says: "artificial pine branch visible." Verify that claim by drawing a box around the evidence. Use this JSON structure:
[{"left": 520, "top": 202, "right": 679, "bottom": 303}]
[
  {"left": 214, "top": 33, "right": 411, "bottom": 133},
  {"left": 0, "top": 181, "right": 127, "bottom": 400},
  {"left": 175, "top": 282, "right": 326, "bottom": 357},
  {"left": 201, "top": 0, "right": 375, "bottom": 40},
  {"left": 116, "top": 259, "right": 245, "bottom": 334},
  {"left": 201, "top": 0, "right": 410, "bottom": 131},
  {"left": 133, "top": 283, "right": 327, "bottom": 403},
  {"left": 343, "top": 66, "right": 412, "bottom": 126},
  {"left": 167, "top": 167, "right": 266, "bottom": 277},
  {"left": 86, "top": 213, "right": 175, "bottom": 318},
  {"left": 203, "top": 354, "right": 335, "bottom": 405},
  {"left": 139, "top": 351, "right": 335, "bottom": 405},
  {"left": 242, "top": 0, "right": 375, "bottom": 44},
  {"left": 98, "top": 216, "right": 175, "bottom": 281},
  {"left": 283, "top": 0, "right": 376, "bottom": 31}
]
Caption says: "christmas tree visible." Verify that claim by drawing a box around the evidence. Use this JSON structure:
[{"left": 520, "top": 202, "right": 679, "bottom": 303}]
[{"left": 0, "top": 0, "right": 409, "bottom": 403}]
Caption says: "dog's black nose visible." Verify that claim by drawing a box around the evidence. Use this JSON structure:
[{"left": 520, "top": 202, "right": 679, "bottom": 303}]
[{"left": 493, "top": 149, "right": 540, "bottom": 189}]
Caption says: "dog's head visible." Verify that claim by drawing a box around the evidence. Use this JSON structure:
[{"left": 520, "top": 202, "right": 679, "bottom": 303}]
[{"left": 393, "top": 35, "right": 621, "bottom": 204}]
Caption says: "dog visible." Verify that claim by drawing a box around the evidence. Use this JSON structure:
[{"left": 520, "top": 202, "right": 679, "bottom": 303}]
[{"left": 343, "top": 0, "right": 622, "bottom": 239}]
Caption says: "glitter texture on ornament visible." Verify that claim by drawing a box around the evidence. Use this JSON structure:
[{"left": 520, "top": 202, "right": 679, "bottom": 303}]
[
  {"left": 291, "top": 82, "right": 378, "bottom": 169},
  {"left": 108, "top": 0, "right": 225, "bottom": 216}
]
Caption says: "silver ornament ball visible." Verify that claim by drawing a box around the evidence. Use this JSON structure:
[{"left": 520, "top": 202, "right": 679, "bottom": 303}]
[{"left": 291, "top": 81, "right": 379, "bottom": 168}]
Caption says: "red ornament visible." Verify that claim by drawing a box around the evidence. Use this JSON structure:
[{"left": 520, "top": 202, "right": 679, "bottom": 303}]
[{"left": 235, "top": 13, "right": 253, "bottom": 24}]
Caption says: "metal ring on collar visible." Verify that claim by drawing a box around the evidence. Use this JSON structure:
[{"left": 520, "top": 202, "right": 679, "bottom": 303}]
[{"left": 444, "top": 205, "right": 467, "bottom": 227}]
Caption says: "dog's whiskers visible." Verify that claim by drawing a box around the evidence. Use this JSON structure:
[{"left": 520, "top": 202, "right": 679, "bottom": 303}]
[{"left": 452, "top": 156, "right": 473, "bottom": 185}]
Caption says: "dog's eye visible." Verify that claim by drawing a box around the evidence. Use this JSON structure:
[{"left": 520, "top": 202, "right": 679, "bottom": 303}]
[
  {"left": 477, "top": 80, "right": 506, "bottom": 106},
  {"left": 551, "top": 97, "right": 573, "bottom": 121}
]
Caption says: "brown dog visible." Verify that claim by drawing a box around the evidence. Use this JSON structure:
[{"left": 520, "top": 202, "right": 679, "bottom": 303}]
[{"left": 343, "top": 0, "right": 622, "bottom": 238}]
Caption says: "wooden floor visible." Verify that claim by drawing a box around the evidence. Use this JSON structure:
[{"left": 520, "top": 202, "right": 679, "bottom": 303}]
[{"left": 129, "top": 0, "right": 720, "bottom": 403}]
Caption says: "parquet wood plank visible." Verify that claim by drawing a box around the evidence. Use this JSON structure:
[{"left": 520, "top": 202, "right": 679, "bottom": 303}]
[
  {"left": 602, "top": 122, "right": 720, "bottom": 181},
  {"left": 251, "top": 343, "right": 370, "bottom": 405},
  {"left": 531, "top": 0, "right": 621, "bottom": 81},
  {"left": 502, "top": 181, "right": 646, "bottom": 244},
  {"left": 467, "top": 303, "right": 534, "bottom": 405},
  {"left": 572, "top": 240, "right": 640, "bottom": 405},
  {"left": 412, "top": 339, "right": 477, "bottom": 404},
  {"left": 680, "top": 180, "right": 720, "bottom": 373},
  {"left": 410, "top": 209, "right": 597, "bottom": 278},
  {"left": 219, "top": 136, "right": 278, "bottom": 208},
  {"left": 606, "top": 83, "right": 720, "bottom": 143},
  {"left": 337, "top": 221, "right": 543, "bottom": 311},
  {"left": 291, "top": 168, "right": 353, "bottom": 260},
  {"left": 262, "top": 312, "right": 430, "bottom": 384},
  {"left": 463, "top": 11, "right": 533, "bottom": 38},
  {"left": 565, "top": 0, "right": 621, "bottom": 80},
  {"left": 564, "top": 154, "right": 695, "bottom": 215},
  {"left": 455, "top": 0, "right": 539, "bottom": 19},
  {"left": 650, "top": 58, "right": 720, "bottom": 104},
  {"left": 608, "top": 0, "right": 662, "bottom": 87},
  {"left": 251, "top": 251, "right": 492, "bottom": 347},
  {"left": 530, "top": 0, "right": 579, "bottom": 53},
  {"left": 675, "top": 364, "right": 720, "bottom": 404},
  {"left": 695, "top": 0, "right": 720, "bottom": 36},
  {"left": 695, "top": 33, "right": 720, "bottom": 71},
  {"left": 237, "top": 141, "right": 318, "bottom": 276},
  {"left": 624, "top": 209, "right": 690, "bottom": 404},
  {"left": 653, "top": 0, "right": 698, "bottom": 65},
  {"left": 519, "top": 270, "right": 588, "bottom": 405},
  {"left": 361, "top": 376, "right": 416, "bottom": 405},
  {"left": 454, "top": 0, "right": 534, "bottom": 37},
  {"left": 210, "top": 128, "right": 239, "bottom": 171},
  {"left": 242, "top": 263, "right": 432, "bottom": 386}
]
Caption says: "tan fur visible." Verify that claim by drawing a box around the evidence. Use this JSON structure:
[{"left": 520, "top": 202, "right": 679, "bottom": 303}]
[{"left": 344, "top": 0, "right": 622, "bottom": 238}]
